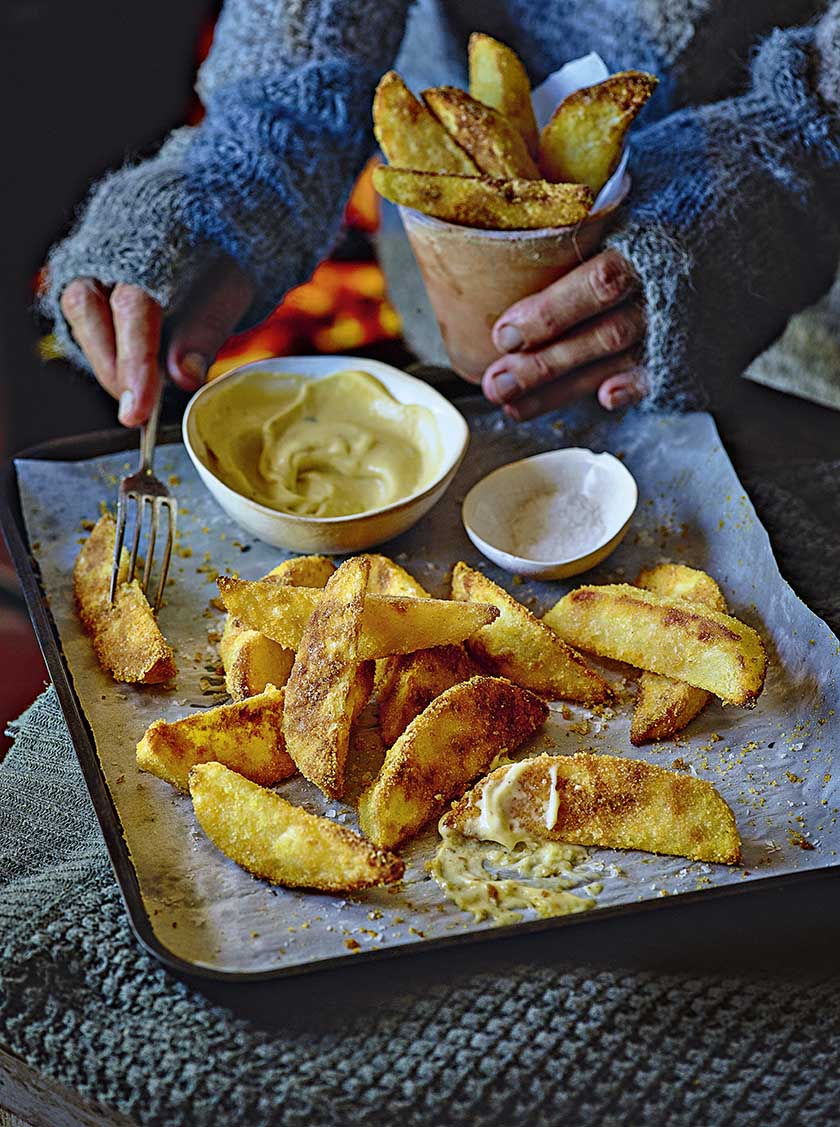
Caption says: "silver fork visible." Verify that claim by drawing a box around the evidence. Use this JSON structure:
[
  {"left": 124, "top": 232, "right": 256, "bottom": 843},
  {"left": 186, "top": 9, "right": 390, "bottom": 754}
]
[{"left": 109, "top": 384, "right": 177, "bottom": 612}]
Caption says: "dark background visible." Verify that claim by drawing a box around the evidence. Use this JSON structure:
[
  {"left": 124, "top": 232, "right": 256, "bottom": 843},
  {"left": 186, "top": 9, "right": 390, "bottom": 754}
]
[{"left": 0, "top": 0, "right": 216, "bottom": 458}]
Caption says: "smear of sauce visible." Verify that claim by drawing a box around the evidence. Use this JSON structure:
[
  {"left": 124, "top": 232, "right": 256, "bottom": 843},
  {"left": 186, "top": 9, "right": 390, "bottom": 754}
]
[{"left": 431, "top": 832, "right": 601, "bottom": 926}]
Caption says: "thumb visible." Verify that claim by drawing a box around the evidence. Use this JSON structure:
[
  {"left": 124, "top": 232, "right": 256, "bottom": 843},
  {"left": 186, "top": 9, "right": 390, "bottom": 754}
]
[{"left": 166, "top": 259, "right": 254, "bottom": 391}]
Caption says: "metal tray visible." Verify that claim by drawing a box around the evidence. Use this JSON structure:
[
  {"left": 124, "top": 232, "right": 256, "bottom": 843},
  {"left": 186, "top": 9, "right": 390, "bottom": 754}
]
[{"left": 3, "top": 407, "right": 839, "bottom": 981}]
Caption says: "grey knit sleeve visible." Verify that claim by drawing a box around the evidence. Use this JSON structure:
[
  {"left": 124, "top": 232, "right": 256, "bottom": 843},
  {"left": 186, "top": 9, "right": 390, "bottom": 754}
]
[
  {"left": 42, "top": 0, "right": 411, "bottom": 368},
  {"left": 605, "top": 13, "right": 840, "bottom": 412},
  {"left": 41, "top": 129, "right": 215, "bottom": 370}
]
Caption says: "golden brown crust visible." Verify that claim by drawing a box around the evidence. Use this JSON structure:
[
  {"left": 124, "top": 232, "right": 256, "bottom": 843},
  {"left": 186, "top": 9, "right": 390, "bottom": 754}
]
[
  {"left": 443, "top": 752, "right": 741, "bottom": 865},
  {"left": 424, "top": 85, "right": 539, "bottom": 179},
  {"left": 217, "top": 575, "right": 499, "bottom": 659},
  {"left": 359, "top": 675, "right": 548, "bottom": 850},
  {"left": 190, "top": 762, "right": 404, "bottom": 892},
  {"left": 73, "top": 514, "right": 176, "bottom": 684},
  {"left": 630, "top": 675, "right": 711, "bottom": 746},
  {"left": 543, "top": 583, "right": 767, "bottom": 708},
  {"left": 374, "top": 70, "right": 479, "bottom": 174},
  {"left": 468, "top": 32, "right": 539, "bottom": 159},
  {"left": 635, "top": 563, "right": 727, "bottom": 613},
  {"left": 137, "top": 684, "right": 295, "bottom": 791},
  {"left": 372, "top": 166, "right": 593, "bottom": 229},
  {"left": 539, "top": 70, "right": 658, "bottom": 193},
  {"left": 630, "top": 564, "right": 725, "bottom": 744},
  {"left": 282, "top": 557, "right": 370, "bottom": 799},
  {"left": 451, "top": 562, "right": 612, "bottom": 703},
  {"left": 378, "top": 643, "right": 479, "bottom": 747},
  {"left": 219, "top": 556, "right": 335, "bottom": 700}
]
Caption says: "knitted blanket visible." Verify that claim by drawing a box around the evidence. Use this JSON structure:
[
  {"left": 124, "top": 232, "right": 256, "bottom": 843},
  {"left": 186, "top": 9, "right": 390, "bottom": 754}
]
[{"left": 2, "top": 456, "right": 840, "bottom": 1127}]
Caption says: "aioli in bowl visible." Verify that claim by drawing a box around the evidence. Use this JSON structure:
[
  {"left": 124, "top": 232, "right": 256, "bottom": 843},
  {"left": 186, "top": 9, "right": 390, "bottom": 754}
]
[{"left": 191, "top": 369, "right": 444, "bottom": 518}]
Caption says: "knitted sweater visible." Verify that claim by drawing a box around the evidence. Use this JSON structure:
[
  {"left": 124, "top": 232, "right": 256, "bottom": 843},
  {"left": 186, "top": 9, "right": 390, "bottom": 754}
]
[{"left": 42, "top": 0, "right": 840, "bottom": 411}]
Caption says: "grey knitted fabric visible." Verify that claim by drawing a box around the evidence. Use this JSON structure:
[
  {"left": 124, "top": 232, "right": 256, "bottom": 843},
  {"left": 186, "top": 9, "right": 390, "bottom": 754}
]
[
  {"left": 3, "top": 452, "right": 840, "bottom": 1127},
  {"left": 40, "top": 1, "right": 840, "bottom": 412}
]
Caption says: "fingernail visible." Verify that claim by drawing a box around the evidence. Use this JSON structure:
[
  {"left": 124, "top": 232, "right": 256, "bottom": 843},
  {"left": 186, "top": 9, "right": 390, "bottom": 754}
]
[
  {"left": 181, "top": 352, "right": 208, "bottom": 387},
  {"left": 488, "top": 371, "right": 519, "bottom": 403},
  {"left": 118, "top": 389, "right": 136, "bottom": 425},
  {"left": 495, "top": 324, "right": 523, "bottom": 352},
  {"left": 606, "top": 386, "right": 633, "bottom": 409}
]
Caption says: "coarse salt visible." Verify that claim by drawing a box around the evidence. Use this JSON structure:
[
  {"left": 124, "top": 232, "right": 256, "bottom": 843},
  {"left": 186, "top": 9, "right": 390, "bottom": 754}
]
[{"left": 508, "top": 490, "right": 606, "bottom": 561}]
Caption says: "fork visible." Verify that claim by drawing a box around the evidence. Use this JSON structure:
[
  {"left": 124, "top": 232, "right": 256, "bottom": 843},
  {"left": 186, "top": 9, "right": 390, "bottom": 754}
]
[{"left": 109, "top": 384, "right": 177, "bottom": 613}]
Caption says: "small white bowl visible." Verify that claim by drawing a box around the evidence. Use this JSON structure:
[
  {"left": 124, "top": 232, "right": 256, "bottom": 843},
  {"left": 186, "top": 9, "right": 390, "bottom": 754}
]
[
  {"left": 462, "top": 448, "right": 637, "bottom": 580},
  {"left": 183, "top": 355, "right": 469, "bottom": 553}
]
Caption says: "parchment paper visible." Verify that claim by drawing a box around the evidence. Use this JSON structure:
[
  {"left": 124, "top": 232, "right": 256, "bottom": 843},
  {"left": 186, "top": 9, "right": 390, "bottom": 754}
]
[{"left": 15, "top": 404, "right": 840, "bottom": 975}]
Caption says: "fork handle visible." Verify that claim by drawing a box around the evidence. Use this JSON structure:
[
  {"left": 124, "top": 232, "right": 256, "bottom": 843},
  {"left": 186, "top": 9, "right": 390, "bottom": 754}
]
[{"left": 138, "top": 382, "right": 164, "bottom": 474}]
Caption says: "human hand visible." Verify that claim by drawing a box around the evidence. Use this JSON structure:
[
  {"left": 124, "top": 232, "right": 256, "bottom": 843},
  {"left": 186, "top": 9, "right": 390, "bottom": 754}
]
[
  {"left": 481, "top": 248, "right": 646, "bottom": 420},
  {"left": 59, "top": 258, "right": 254, "bottom": 427}
]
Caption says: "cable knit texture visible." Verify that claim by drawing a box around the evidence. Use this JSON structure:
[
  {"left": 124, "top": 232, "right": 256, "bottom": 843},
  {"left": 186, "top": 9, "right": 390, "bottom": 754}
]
[
  {"left": 3, "top": 452, "right": 840, "bottom": 1127},
  {"left": 40, "top": 0, "right": 840, "bottom": 412}
]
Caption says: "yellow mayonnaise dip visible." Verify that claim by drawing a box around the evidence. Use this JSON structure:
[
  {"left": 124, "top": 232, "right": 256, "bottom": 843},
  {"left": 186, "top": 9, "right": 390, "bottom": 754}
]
[{"left": 194, "top": 369, "right": 443, "bottom": 517}]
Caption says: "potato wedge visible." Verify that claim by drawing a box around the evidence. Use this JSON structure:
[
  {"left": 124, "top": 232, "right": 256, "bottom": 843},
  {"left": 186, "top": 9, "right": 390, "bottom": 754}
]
[
  {"left": 378, "top": 644, "right": 479, "bottom": 748},
  {"left": 373, "top": 70, "right": 479, "bottom": 174},
  {"left": 358, "top": 675, "right": 547, "bottom": 850},
  {"left": 451, "top": 562, "right": 611, "bottom": 703},
  {"left": 363, "top": 554, "right": 427, "bottom": 598},
  {"left": 220, "top": 555, "right": 335, "bottom": 700},
  {"left": 137, "top": 684, "right": 294, "bottom": 791},
  {"left": 441, "top": 752, "right": 741, "bottom": 865},
  {"left": 468, "top": 32, "right": 538, "bottom": 159},
  {"left": 636, "top": 563, "right": 726, "bottom": 612},
  {"left": 220, "top": 617, "right": 294, "bottom": 701},
  {"left": 423, "top": 85, "right": 539, "bottom": 179},
  {"left": 73, "top": 514, "right": 175, "bottom": 684},
  {"left": 360, "top": 554, "right": 477, "bottom": 734},
  {"left": 631, "top": 565, "right": 726, "bottom": 745},
  {"left": 543, "top": 584, "right": 767, "bottom": 707},
  {"left": 361, "top": 554, "right": 429, "bottom": 693},
  {"left": 373, "top": 167, "right": 593, "bottom": 230},
  {"left": 217, "top": 575, "right": 499, "bottom": 659},
  {"left": 190, "top": 762, "right": 404, "bottom": 892},
  {"left": 282, "top": 557, "right": 370, "bottom": 799},
  {"left": 539, "top": 70, "right": 658, "bottom": 193}
]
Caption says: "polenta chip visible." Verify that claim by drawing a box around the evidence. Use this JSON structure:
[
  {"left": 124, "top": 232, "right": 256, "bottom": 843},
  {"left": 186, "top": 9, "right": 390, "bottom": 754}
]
[
  {"left": 74, "top": 514, "right": 176, "bottom": 684},
  {"left": 631, "top": 564, "right": 726, "bottom": 745},
  {"left": 359, "top": 675, "right": 547, "bottom": 850},
  {"left": 372, "top": 167, "right": 592, "bottom": 229},
  {"left": 220, "top": 555, "right": 335, "bottom": 700},
  {"left": 190, "top": 762, "right": 404, "bottom": 892},
  {"left": 378, "top": 643, "right": 479, "bottom": 748},
  {"left": 468, "top": 32, "right": 538, "bottom": 159},
  {"left": 451, "top": 562, "right": 611, "bottom": 703},
  {"left": 374, "top": 70, "right": 479, "bottom": 174},
  {"left": 217, "top": 575, "right": 498, "bottom": 659},
  {"left": 137, "top": 684, "right": 294, "bottom": 791},
  {"left": 423, "top": 85, "right": 539, "bottom": 179},
  {"left": 282, "top": 557, "right": 370, "bottom": 799},
  {"left": 442, "top": 752, "right": 741, "bottom": 865},
  {"left": 543, "top": 583, "right": 767, "bottom": 708},
  {"left": 539, "top": 70, "right": 657, "bottom": 193}
]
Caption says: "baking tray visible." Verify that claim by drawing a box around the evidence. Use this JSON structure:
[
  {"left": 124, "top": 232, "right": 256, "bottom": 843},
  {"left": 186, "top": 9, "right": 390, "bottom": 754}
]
[{"left": 3, "top": 405, "right": 839, "bottom": 981}]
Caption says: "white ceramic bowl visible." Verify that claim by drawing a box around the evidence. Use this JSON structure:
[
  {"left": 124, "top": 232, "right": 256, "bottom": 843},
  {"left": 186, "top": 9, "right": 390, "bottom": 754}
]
[
  {"left": 462, "top": 448, "right": 637, "bottom": 580},
  {"left": 183, "top": 355, "right": 469, "bottom": 553}
]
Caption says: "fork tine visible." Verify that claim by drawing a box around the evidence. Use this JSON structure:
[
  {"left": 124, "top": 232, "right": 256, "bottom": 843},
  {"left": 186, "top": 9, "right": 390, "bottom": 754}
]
[
  {"left": 142, "top": 499, "right": 159, "bottom": 596},
  {"left": 127, "top": 494, "right": 152, "bottom": 584},
  {"left": 109, "top": 496, "right": 128, "bottom": 604},
  {"left": 153, "top": 498, "right": 177, "bottom": 613}
]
